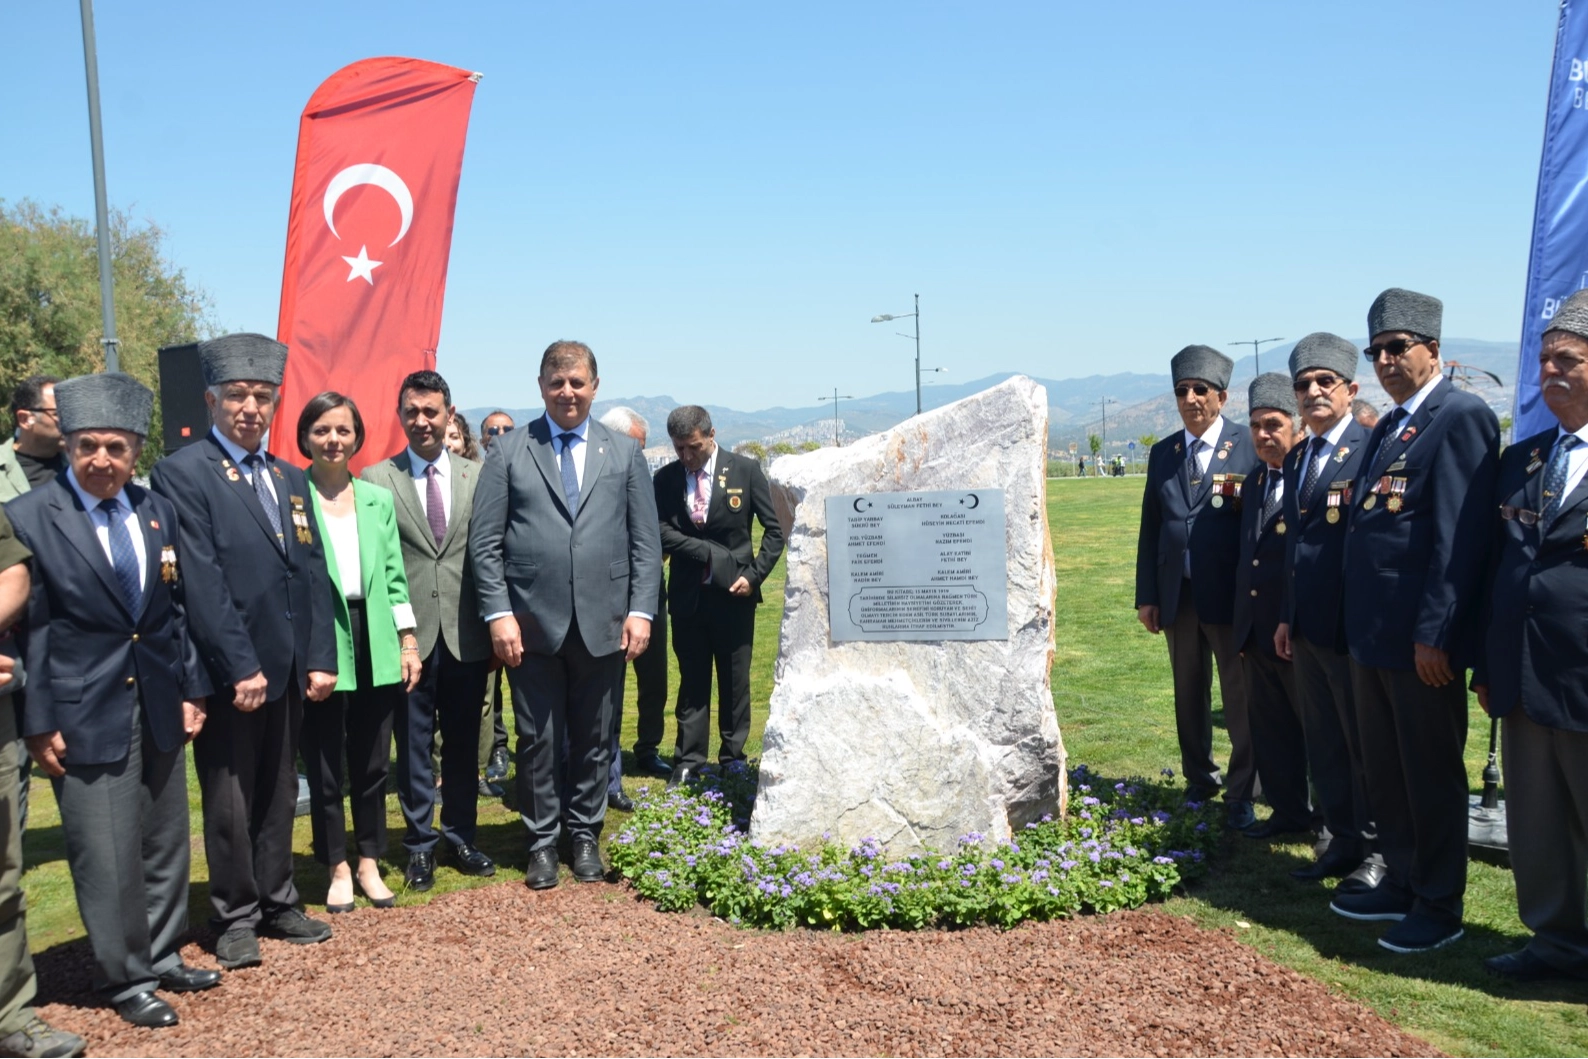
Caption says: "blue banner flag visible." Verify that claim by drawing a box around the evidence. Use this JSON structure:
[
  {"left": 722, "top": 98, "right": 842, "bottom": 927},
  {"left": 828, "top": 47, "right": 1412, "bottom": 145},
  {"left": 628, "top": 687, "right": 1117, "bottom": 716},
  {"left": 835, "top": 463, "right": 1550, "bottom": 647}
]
[{"left": 1518, "top": 1, "right": 1588, "bottom": 437}]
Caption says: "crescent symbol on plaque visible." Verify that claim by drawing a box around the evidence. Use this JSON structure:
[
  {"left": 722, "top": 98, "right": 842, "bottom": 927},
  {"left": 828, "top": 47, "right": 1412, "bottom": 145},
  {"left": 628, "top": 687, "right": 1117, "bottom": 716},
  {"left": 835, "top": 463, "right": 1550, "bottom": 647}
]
[
  {"left": 852, "top": 497, "right": 871, "bottom": 512},
  {"left": 961, "top": 493, "right": 980, "bottom": 509},
  {"left": 323, "top": 163, "right": 414, "bottom": 247}
]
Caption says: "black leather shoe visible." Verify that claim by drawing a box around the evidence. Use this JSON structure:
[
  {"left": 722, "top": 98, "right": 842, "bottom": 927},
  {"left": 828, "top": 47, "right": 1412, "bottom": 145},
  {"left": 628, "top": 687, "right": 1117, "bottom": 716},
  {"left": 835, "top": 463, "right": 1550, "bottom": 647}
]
[
  {"left": 525, "top": 847, "right": 560, "bottom": 890},
  {"left": 213, "top": 926, "right": 261, "bottom": 970},
  {"left": 1185, "top": 784, "right": 1220, "bottom": 804},
  {"left": 1290, "top": 846, "right": 1359, "bottom": 882},
  {"left": 485, "top": 747, "right": 510, "bottom": 782},
  {"left": 666, "top": 765, "right": 697, "bottom": 789},
  {"left": 571, "top": 838, "right": 606, "bottom": 882},
  {"left": 441, "top": 841, "right": 496, "bottom": 877},
  {"left": 158, "top": 963, "right": 221, "bottom": 993},
  {"left": 405, "top": 850, "right": 436, "bottom": 892},
  {"left": 634, "top": 751, "right": 672, "bottom": 778},
  {"left": 608, "top": 790, "right": 635, "bottom": 813},
  {"left": 115, "top": 991, "right": 178, "bottom": 1028},
  {"left": 1243, "top": 816, "right": 1314, "bottom": 840},
  {"left": 1336, "top": 856, "right": 1388, "bottom": 895},
  {"left": 259, "top": 906, "right": 332, "bottom": 944},
  {"left": 1484, "top": 947, "right": 1584, "bottom": 983},
  {"left": 1224, "top": 800, "right": 1256, "bottom": 831},
  {"left": 478, "top": 776, "right": 504, "bottom": 798}
]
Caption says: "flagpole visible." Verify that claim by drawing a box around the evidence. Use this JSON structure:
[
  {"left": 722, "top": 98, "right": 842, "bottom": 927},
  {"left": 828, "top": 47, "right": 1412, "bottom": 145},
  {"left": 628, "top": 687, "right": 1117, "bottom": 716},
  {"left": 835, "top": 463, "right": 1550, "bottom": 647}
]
[{"left": 79, "top": 0, "right": 119, "bottom": 373}]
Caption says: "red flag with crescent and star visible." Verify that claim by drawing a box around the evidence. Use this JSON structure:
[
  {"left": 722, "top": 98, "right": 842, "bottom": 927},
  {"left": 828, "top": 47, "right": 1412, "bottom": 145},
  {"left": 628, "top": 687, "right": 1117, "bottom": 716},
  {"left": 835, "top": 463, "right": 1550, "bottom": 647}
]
[{"left": 272, "top": 56, "right": 479, "bottom": 472}]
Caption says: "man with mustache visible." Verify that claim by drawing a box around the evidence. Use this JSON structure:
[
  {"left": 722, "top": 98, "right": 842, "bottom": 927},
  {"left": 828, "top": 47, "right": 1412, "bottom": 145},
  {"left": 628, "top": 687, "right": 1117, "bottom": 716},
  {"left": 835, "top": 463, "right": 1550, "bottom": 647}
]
[
  {"left": 1274, "top": 333, "right": 1380, "bottom": 891},
  {"left": 1473, "top": 289, "right": 1588, "bottom": 982},
  {"left": 1232, "top": 373, "right": 1310, "bottom": 840},
  {"left": 1333, "top": 289, "right": 1499, "bottom": 953},
  {"left": 1135, "top": 345, "right": 1259, "bottom": 829}
]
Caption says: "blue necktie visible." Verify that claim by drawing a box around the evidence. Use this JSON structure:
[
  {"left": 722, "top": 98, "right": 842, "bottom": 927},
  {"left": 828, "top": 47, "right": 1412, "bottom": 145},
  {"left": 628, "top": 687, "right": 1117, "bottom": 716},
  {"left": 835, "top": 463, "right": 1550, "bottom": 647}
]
[
  {"left": 246, "top": 454, "right": 285, "bottom": 551},
  {"left": 558, "top": 432, "right": 581, "bottom": 518},
  {"left": 98, "top": 498, "right": 142, "bottom": 613},
  {"left": 1543, "top": 434, "right": 1580, "bottom": 524},
  {"left": 1300, "top": 435, "right": 1327, "bottom": 511},
  {"left": 1372, "top": 408, "right": 1406, "bottom": 473}
]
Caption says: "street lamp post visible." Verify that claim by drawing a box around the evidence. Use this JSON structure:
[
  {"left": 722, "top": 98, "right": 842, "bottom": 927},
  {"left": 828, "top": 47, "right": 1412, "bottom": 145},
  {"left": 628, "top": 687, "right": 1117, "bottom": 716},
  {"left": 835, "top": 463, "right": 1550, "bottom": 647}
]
[
  {"left": 817, "top": 388, "right": 854, "bottom": 447},
  {"left": 872, "top": 294, "right": 944, "bottom": 415},
  {"left": 1229, "top": 336, "right": 1285, "bottom": 377},
  {"left": 1100, "top": 396, "right": 1118, "bottom": 469}
]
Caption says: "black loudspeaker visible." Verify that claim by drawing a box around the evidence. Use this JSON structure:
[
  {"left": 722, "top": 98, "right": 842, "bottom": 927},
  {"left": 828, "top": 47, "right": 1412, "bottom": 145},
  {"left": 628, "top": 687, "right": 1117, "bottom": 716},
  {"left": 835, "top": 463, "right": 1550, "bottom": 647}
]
[{"left": 157, "top": 343, "right": 208, "bottom": 451}]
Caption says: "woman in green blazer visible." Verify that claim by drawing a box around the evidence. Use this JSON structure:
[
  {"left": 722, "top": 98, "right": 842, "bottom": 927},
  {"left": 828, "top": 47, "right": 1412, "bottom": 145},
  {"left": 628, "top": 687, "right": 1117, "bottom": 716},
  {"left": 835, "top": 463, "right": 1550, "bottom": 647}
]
[{"left": 298, "top": 392, "right": 421, "bottom": 912}]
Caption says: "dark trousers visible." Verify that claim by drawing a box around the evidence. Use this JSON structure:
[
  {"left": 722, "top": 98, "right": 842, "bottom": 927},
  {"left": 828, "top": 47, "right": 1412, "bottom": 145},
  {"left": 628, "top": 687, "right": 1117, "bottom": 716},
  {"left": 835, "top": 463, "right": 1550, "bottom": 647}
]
[
  {"left": 394, "top": 641, "right": 487, "bottom": 853},
  {"left": 1241, "top": 649, "right": 1310, "bottom": 824},
  {"left": 631, "top": 609, "right": 669, "bottom": 759},
  {"left": 1163, "top": 580, "right": 1253, "bottom": 799},
  {"left": 301, "top": 600, "right": 400, "bottom": 865},
  {"left": 1350, "top": 661, "right": 1469, "bottom": 925},
  {"left": 672, "top": 592, "right": 756, "bottom": 768},
  {"left": 510, "top": 615, "right": 622, "bottom": 852},
  {"left": 1293, "top": 633, "right": 1370, "bottom": 858},
  {"left": 1503, "top": 709, "right": 1588, "bottom": 974},
  {"left": 194, "top": 683, "right": 302, "bottom": 930},
  {"left": 53, "top": 710, "right": 189, "bottom": 1002}
]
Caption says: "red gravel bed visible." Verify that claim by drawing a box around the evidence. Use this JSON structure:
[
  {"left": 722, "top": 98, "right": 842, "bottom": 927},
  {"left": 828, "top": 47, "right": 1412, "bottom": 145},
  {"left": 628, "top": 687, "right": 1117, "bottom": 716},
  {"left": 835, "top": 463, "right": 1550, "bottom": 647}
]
[{"left": 34, "top": 881, "right": 1435, "bottom": 1057}]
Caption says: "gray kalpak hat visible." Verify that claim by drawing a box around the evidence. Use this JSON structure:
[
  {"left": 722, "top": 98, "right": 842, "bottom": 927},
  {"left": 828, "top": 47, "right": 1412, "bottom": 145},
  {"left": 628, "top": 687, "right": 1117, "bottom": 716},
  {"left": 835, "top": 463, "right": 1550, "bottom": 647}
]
[
  {"left": 55, "top": 372, "right": 154, "bottom": 437},
  {"left": 1248, "top": 372, "right": 1296, "bottom": 416},
  {"left": 199, "top": 332, "right": 287, "bottom": 386},
  {"left": 1170, "top": 345, "right": 1234, "bottom": 390},
  {"left": 1544, "top": 289, "right": 1588, "bottom": 342},
  {"left": 1288, "top": 331, "right": 1358, "bottom": 383},
  {"left": 1367, "top": 288, "right": 1442, "bottom": 341}
]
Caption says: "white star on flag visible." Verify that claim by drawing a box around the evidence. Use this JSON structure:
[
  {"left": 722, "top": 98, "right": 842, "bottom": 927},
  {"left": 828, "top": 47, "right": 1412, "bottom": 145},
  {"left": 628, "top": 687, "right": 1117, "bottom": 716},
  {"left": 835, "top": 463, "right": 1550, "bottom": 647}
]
[{"left": 342, "top": 245, "right": 383, "bottom": 284}]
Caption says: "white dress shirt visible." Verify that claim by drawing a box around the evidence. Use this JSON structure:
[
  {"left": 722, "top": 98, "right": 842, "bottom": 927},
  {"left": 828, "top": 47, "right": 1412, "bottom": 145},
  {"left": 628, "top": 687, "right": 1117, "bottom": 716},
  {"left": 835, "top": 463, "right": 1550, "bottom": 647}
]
[
  {"left": 1554, "top": 423, "right": 1588, "bottom": 502},
  {"left": 406, "top": 446, "right": 452, "bottom": 524},
  {"left": 321, "top": 507, "right": 363, "bottom": 601},
  {"left": 211, "top": 427, "right": 278, "bottom": 504},
  {"left": 684, "top": 445, "right": 718, "bottom": 510},
  {"left": 1182, "top": 415, "right": 1225, "bottom": 481},
  {"left": 545, "top": 413, "right": 590, "bottom": 486},
  {"left": 1305, "top": 415, "right": 1354, "bottom": 482},
  {"left": 66, "top": 469, "right": 146, "bottom": 590}
]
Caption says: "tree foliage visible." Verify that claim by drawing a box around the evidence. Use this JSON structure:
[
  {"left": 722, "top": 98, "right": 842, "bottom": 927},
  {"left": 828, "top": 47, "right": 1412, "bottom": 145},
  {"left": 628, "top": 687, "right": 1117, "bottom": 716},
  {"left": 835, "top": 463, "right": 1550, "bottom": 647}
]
[
  {"left": 799, "top": 440, "right": 821, "bottom": 452},
  {"left": 769, "top": 441, "right": 798, "bottom": 456},
  {"left": 735, "top": 440, "right": 768, "bottom": 461},
  {"left": 1138, "top": 433, "right": 1157, "bottom": 451},
  {"left": 1088, "top": 433, "right": 1102, "bottom": 456},
  {"left": 0, "top": 200, "right": 214, "bottom": 458}
]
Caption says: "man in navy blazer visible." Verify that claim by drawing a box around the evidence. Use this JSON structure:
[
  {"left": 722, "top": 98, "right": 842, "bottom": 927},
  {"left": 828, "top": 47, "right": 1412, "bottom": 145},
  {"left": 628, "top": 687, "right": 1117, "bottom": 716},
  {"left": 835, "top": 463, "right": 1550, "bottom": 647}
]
[
  {"left": 10, "top": 373, "right": 216, "bottom": 1028},
  {"left": 1334, "top": 289, "right": 1499, "bottom": 954},
  {"left": 1273, "top": 333, "right": 1379, "bottom": 891},
  {"left": 1232, "top": 374, "right": 1310, "bottom": 840},
  {"left": 1474, "top": 289, "right": 1588, "bottom": 983},
  {"left": 1135, "top": 345, "right": 1260, "bottom": 827},
  {"left": 149, "top": 334, "right": 338, "bottom": 970}
]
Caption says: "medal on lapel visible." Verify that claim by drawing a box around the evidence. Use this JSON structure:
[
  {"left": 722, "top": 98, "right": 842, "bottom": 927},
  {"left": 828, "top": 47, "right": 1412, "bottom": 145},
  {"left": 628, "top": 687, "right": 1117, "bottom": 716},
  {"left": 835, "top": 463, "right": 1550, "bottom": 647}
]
[
  {"left": 727, "top": 486, "right": 743, "bottom": 511},
  {"left": 1274, "top": 519, "right": 1287, "bottom": 535},
  {"left": 1209, "top": 472, "right": 1244, "bottom": 508},
  {"left": 1334, "top": 445, "right": 1350, "bottom": 464},
  {"left": 160, "top": 544, "right": 177, "bottom": 584},
  {"left": 1217, "top": 439, "right": 1233, "bottom": 461},
  {"left": 1527, "top": 447, "right": 1544, "bottom": 475},
  {"left": 1386, "top": 477, "right": 1407, "bottom": 513},
  {"left": 272, "top": 465, "right": 284, "bottom": 480},
  {"left": 290, "top": 495, "right": 312, "bottom": 545},
  {"left": 1399, "top": 425, "right": 1417, "bottom": 444},
  {"left": 221, "top": 458, "right": 240, "bottom": 483},
  {"left": 1326, "top": 489, "right": 1343, "bottom": 524}
]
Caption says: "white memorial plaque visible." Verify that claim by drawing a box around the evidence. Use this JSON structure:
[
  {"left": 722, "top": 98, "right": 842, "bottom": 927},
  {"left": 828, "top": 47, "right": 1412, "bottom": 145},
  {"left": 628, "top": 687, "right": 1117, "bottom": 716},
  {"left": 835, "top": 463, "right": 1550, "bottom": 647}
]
[{"left": 825, "top": 489, "right": 1008, "bottom": 641}]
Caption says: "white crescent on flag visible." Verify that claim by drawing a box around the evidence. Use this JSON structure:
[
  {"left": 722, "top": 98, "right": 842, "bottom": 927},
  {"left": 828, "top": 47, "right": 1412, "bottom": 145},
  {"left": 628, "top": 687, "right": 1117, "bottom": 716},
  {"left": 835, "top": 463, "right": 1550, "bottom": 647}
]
[{"left": 323, "top": 163, "right": 414, "bottom": 246}]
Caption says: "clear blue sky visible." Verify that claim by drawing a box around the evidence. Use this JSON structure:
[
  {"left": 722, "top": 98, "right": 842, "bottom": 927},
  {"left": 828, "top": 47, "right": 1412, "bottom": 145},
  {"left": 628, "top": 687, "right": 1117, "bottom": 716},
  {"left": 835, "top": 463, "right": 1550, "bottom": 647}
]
[{"left": 1, "top": 0, "right": 1562, "bottom": 412}]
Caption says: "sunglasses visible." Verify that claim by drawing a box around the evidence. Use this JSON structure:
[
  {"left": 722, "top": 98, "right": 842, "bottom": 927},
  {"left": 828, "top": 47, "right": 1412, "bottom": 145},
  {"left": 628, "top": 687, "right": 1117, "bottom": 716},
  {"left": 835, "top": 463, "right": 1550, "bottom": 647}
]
[
  {"left": 1363, "top": 337, "right": 1425, "bottom": 361},
  {"left": 485, "top": 425, "right": 514, "bottom": 436},
  {"left": 1174, "top": 383, "right": 1214, "bottom": 399},
  {"left": 1292, "top": 374, "right": 1344, "bottom": 393}
]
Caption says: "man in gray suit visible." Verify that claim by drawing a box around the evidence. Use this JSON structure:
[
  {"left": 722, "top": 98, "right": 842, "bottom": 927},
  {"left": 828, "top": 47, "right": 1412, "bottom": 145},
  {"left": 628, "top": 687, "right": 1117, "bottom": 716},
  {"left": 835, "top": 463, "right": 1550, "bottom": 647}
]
[
  {"left": 362, "top": 371, "right": 495, "bottom": 891},
  {"left": 471, "top": 341, "right": 662, "bottom": 889}
]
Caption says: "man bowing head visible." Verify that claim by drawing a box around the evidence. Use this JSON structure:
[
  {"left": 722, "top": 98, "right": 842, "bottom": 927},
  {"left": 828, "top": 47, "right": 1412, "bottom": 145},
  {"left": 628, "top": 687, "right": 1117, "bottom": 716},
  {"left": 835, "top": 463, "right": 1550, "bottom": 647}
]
[
  {"left": 470, "top": 340, "right": 662, "bottom": 889},
  {"left": 150, "top": 334, "right": 337, "bottom": 970}
]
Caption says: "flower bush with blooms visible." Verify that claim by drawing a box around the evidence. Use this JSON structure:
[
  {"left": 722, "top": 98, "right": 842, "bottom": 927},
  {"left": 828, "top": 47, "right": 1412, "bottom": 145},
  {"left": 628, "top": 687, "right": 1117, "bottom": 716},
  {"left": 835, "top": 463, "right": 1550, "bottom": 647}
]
[{"left": 609, "top": 762, "right": 1220, "bottom": 930}]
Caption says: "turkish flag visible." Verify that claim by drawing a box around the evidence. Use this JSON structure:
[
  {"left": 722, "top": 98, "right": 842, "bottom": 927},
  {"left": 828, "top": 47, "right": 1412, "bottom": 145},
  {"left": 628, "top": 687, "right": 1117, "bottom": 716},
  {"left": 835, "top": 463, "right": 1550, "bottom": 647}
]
[{"left": 273, "top": 56, "right": 479, "bottom": 473}]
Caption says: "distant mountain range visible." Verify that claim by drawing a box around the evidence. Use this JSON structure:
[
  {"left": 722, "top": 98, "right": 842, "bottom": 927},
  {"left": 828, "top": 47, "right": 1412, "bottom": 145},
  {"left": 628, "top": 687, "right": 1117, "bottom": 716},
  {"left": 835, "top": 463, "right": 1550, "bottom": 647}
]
[{"left": 463, "top": 337, "right": 1521, "bottom": 455}]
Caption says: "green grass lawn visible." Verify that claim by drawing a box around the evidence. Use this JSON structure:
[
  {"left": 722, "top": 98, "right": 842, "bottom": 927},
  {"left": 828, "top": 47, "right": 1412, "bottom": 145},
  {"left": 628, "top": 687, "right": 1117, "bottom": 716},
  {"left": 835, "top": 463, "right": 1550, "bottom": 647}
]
[{"left": 20, "top": 475, "right": 1588, "bottom": 1055}]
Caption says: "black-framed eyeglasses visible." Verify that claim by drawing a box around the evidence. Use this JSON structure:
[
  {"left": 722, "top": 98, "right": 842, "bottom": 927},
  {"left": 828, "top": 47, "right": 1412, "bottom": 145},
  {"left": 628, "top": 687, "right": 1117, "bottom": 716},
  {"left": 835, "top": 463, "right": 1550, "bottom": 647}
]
[
  {"left": 485, "top": 425, "right": 513, "bottom": 437},
  {"left": 1363, "top": 337, "right": 1426, "bottom": 361},
  {"left": 1174, "top": 383, "right": 1213, "bottom": 398},
  {"left": 22, "top": 407, "right": 58, "bottom": 419},
  {"left": 1292, "top": 374, "right": 1344, "bottom": 393}
]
